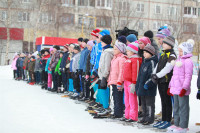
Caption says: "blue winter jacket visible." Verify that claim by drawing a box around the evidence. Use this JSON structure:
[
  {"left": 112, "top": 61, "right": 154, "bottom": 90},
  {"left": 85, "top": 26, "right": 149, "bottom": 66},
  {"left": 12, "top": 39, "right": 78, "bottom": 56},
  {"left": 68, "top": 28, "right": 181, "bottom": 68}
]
[
  {"left": 79, "top": 47, "right": 90, "bottom": 72},
  {"left": 136, "top": 55, "right": 158, "bottom": 97},
  {"left": 90, "top": 40, "right": 97, "bottom": 66},
  {"left": 45, "top": 58, "right": 52, "bottom": 74},
  {"left": 60, "top": 51, "right": 69, "bottom": 70},
  {"left": 93, "top": 42, "right": 102, "bottom": 71}
]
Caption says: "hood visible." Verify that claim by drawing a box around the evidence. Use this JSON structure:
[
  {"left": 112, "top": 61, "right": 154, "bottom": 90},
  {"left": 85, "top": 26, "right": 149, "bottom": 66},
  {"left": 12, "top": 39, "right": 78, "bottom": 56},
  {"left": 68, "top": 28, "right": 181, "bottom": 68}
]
[{"left": 179, "top": 53, "right": 193, "bottom": 59}]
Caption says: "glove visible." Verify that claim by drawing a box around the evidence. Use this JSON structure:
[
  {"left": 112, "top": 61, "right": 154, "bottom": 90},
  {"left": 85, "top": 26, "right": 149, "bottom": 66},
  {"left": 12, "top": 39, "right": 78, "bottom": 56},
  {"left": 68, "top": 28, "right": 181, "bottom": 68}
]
[
  {"left": 129, "top": 84, "right": 135, "bottom": 94},
  {"left": 179, "top": 89, "right": 187, "bottom": 97},
  {"left": 144, "top": 84, "right": 148, "bottom": 90},
  {"left": 167, "top": 88, "right": 173, "bottom": 96},
  {"left": 197, "top": 89, "right": 200, "bottom": 100},
  {"left": 85, "top": 75, "right": 89, "bottom": 80},
  {"left": 151, "top": 74, "right": 158, "bottom": 84},
  {"left": 100, "top": 77, "right": 107, "bottom": 89}
]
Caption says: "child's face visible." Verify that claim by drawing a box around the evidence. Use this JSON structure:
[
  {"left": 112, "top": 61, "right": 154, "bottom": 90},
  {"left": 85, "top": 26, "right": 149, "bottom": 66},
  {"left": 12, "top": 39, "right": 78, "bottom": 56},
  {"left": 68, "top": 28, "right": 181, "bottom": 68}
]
[
  {"left": 60, "top": 53, "right": 63, "bottom": 58},
  {"left": 53, "top": 48, "right": 57, "bottom": 53},
  {"left": 114, "top": 45, "right": 121, "bottom": 55},
  {"left": 78, "top": 41, "right": 82, "bottom": 45},
  {"left": 157, "top": 37, "right": 164, "bottom": 45},
  {"left": 162, "top": 43, "right": 172, "bottom": 50},
  {"left": 73, "top": 49, "right": 79, "bottom": 54},
  {"left": 139, "top": 41, "right": 145, "bottom": 49},
  {"left": 63, "top": 47, "right": 68, "bottom": 52},
  {"left": 101, "top": 41, "right": 107, "bottom": 47},
  {"left": 44, "top": 51, "right": 49, "bottom": 56},
  {"left": 143, "top": 51, "right": 152, "bottom": 59},
  {"left": 127, "top": 50, "right": 134, "bottom": 57},
  {"left": 87, "top": 45, "right": 93, "bottom": 51},
  {"left": 82, "top": 42, "right": 87, "bottom": 48},
  {"left": 50, "top": 50, "right": 54, "bottom": 54},
  {"left": 178, "top": 47, "right": 183, "bottom": 56}
]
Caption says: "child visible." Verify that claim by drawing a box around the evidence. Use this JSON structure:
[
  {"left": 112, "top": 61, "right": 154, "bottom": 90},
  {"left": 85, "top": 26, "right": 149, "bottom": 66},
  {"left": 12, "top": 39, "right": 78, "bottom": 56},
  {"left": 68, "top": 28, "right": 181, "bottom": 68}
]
[
  {"left": 95, "top": 35, "right": 114, "bottom": 117},
  {"left": 167, "top": 41, "right": 194, "bottom": 133},
  {"left": 16, "top": 53, "right": 25, "bottom": 80},
  {"left": 28, "top": 56, "right": 36, "bottom": 85},
  {"left": 23, "top": 52, "right": 29, "bottom": 81},
  {"left": 136, "top": 44, "right": 158, "bottom": 125},
  {"left": 122, "top": 42, "right": 142, "bottom": 122},
  {"left": 35, "top": 54, "right": 41, "bottom": 84},
  {"left": 55, "top": 52, "right": 64, "bottom": 93},
  {"left": 107, "top": 40, "right": 126, "bottom": 118},
  {"left": 71, "top": 45, "right": 81, "bottom": 99},
  {"left": 11, "top": 53, "right": 19, "bottom": 79},
  {"left": 45, "top": 48, "right": 54, "bottom": 91},
  {"left": 41, "top": 50, "right": 50, "bottom": 89},
  {"left": 152, "top": 35, "right": 176, "bottom": 129}
]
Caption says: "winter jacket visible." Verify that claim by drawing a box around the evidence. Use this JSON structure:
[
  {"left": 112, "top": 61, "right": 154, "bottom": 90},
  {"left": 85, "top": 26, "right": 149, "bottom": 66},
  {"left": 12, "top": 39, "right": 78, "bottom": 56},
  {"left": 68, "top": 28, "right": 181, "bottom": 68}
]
[
  {"left": 55, "top": 58, "right": 62, "bottom": 75},
  {"left": 40, "top": 54, "right": 50, "bottom": 70},
  {"left": 197, "top": 69, "right": 200, "bottom": 89},
  {"left": 153, "top": 49, "right": 176, "bottom": 83},
  {"left": 98, "top": 46, "right": 114, "bottom": 80},
  {"left": 72, "top": 52, "right": 81, "bottom": 72},
  {"left": 108, "top": 53, "right": 126, "bottom": 86},
  {"left": 169, "top": 54, "right": 193, "bottom": 96},
  {"left": 90, "top": 41, "right": 97, "bottom": 66},
  {"left": 16, "top": 57, "right": 24, "bottom": 68},
  {"left": 85, "top": 51, "right": 92, "bottom": 75},
  {"left": 23, "top": 56, "right": 29, "bottom": 69},
  {"left": 79, "top": 47, "right": 90, "bottom": 72},
  {"left": 34, "top": 58, "right": 41, "bottom": 72},
  {"left": 49, "top": 51, "right": 60, "bottom": 70},
  {"left": 11, "top": 57, "right": 18, "bottom": 70},
  {"left": 45, "top": 58, "right": 52, "bottom": 74},
  {"left": 69, "top": 53, "right": 75, "bottom": 72},
  {"left": 60, "top": 51, "right": 69, "bottom": 70},
  {"left": 28, "top": 59, "right": 36, "bottom": 72},
  {"left": 93, "top": 42, "right": 103, "bottom": 71},
  {"left": 136, "top": 55, "right": 158, "bottom": 97},
  {"left": 123, "top": 54, "right": 142, "bottom": 84},
  {"left": 66, "top": 52, "right": 72, "bottom": 69}
]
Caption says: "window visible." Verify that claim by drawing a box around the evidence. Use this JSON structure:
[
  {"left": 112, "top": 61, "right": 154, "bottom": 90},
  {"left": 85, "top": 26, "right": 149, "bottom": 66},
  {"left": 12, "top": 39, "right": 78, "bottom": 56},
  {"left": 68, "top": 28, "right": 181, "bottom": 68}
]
[
  {"left": 78, "top": 0, "right": 96, "bottom": 7},
  {"left": 62, "top": 0, "right": 74, "bottom": 6},
  {"left": 153, "top": 22, "right": 161, "bottom": 30},
  {"left": 155, "top": 5, "right": 161, "bottom": 14},
  {"left": 96, "top": 16, "right": 111, "bottom": 27},
  {"left": 118, "top": 1, "right": 129, "bottom": 11},
  {"left": 22, "top": 0, "right": 31, "bottom": 3},
  {"left": 61, "top": 13, "right": 74, "bottom": 24},
  {"left": 168, "top": 7, "right": 176, "bottom": 15},
  {"left": 96, "top": 0, "right": 112, "bottom": 8},
  {"left": 198, "top": 8, "right": 200, "bottom": 17},
  {"left": 1, "top": 11, "right": 7, "bottom": 21},
  {"left": 184, "top": 7, "right": 197, "bottom": 15},
  {"left": 183, "top": 23, "right": 197, "bottom": 34},
  {"left": 137, "top": 3, "right": 144, "bottom": 12},
  {"left": 138, "top": 21, "right": 144, "bottom": 30},
  {"left": 18, "top": 12, "right": 30, "bottom": 22}
]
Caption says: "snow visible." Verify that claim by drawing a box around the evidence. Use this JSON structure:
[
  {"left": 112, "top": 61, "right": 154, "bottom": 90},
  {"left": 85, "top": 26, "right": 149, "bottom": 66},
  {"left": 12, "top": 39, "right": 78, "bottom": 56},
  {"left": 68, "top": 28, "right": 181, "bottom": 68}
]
[{"left": 0, "top": 65, "right": 200, "bottom": 133}]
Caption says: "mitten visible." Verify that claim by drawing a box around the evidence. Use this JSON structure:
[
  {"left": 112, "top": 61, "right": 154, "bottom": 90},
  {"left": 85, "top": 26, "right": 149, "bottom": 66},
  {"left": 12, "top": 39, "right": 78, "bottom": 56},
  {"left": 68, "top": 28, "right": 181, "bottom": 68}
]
[
  {"left": 129, "top": 84, "right": 135, "bottom": 94},
  {"left": 151, "top": 74, "right": 158, "bottom": 84},
  {"left": 179, "top": 89, "right": 187, "bottom": 97},
  {"left": 167, "top": 88, "right": 173, "bottom": 96},
  {"left": 197, "top": 89, "right": 200, "bottom": 100},
  {"left": 144, "top": 84, "right": 148, "bottom": 90}
]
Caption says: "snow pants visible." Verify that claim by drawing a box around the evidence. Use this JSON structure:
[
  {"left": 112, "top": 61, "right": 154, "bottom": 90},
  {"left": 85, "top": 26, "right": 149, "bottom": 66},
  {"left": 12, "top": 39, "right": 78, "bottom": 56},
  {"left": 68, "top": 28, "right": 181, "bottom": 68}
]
[
  {"left": 173, "top": 95, "right": 189, "bottom": 128},
  {"left": 48, "top": 73, "right": 52, "bottom": 88},
  {"left": 124, "top": 80, "right": 138, "bottom": 121},
  {"left": 98, "top": 87, "right": 110, "bottom": 109},
  {"left": 62, "top": 72, "right": 68, "bottom": 91},
  {"left": 112, "top": 85, "right": 124, "bottom": 117},
  {"left": 158, "top": 82, "right": 172, "bottom": 122}
]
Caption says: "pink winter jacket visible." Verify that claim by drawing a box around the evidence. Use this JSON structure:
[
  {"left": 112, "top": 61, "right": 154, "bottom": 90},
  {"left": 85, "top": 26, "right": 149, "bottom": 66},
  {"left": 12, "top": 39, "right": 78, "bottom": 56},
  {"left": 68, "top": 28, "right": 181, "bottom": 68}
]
[
  {"left": 108, "top": 53, "right": 126, "bottom": 86},
  {"left": 11, "top": 57, "right": 18, "bottom": 70},
  {"left": 169, "top": 54, "right": 193, "bottom": 95}
]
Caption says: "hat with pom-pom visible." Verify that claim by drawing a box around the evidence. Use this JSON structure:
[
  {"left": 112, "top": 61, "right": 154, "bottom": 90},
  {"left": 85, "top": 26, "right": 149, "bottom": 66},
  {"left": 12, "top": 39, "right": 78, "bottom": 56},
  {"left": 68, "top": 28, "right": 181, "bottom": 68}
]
[{"left": 179, "top": 39, "right": 194, "bottom": 55}]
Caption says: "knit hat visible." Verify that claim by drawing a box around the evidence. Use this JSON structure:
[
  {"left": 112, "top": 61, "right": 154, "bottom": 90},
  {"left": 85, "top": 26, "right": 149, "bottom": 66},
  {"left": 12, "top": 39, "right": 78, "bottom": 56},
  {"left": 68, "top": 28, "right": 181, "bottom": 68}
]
[
  {"left": 143, "top": 44, "right": 155, "bottom": 55},
  {"left": 126, "top": 34, "right": 137, "bottom": 43},
  {"left": 99, "top": 29, "right": 110, "bottom": 36},
  {"left": 163, "top": 35, "right": 175, "bottom": 48},
  {"left": 179, "top": 39, "right": 194, "bottom": 55},
  {"left": 44, "top": 49, "right": 50, "bottom": 54},
  {"left": 115, "top": 40, "right": 126, "bottom": 54},
  {"left": 91, "top": 29, "right": 101, "bottom": 37},
  {"left": 101, "top": 35, "right": 112, "bottom": 45},
  {"left": 156, "top": 28, "right": 171, "bottom": 39},
  {"left": 144, "top": 30, "right": 154, "bottom": 39},
  {"left": 49, "top": 48, "right": 54, "bottom": 52},
  {"left": 78, "top": 37, "right": 83, "bottom": 42},
  {"left": 70, "top": 43, "right": 75, "bottom": 48},
  {"left": 87, "top": 40, "right": 94, "bottom": 47},
  {"left": 83, "top": 38, "right": 89, "bottom": 44},
  {"left": 74, "top": 45, "right": 81, "bottom": 52},
  {"left": 64, "top": 44, "right": 69, "bottom": 50},
  {"left": 126, "top": 42, "right": 139, "bottom": 54},
  {"left": 139, "top": 37, "right": 151, "bottom": 46},
  {"left": 118, "top": 36, "right": 127, "bottom": 44},
  {"left": 53, "top": 45, "right": 60, "bottom": 50}
]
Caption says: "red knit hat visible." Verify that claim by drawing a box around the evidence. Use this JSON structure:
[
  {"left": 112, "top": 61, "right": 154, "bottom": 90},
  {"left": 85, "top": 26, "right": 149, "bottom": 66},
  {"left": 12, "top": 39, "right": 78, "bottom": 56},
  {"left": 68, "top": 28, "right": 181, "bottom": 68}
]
[
  {"left": 64, "top": 44, "right": 69, "bottom": 50},
  {"left": 139, "top": 37, "right": 151, "bottom": 46},
  {"left": 91, "top": 29, "right": 101, "bottom": 37}
]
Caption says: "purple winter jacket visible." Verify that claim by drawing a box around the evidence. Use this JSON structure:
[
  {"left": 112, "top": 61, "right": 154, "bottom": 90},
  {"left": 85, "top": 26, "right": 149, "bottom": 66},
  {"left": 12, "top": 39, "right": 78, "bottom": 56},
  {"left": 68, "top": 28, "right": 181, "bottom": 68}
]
[{"left": 169, "top": 53, "right": 193, "bottom": 96}]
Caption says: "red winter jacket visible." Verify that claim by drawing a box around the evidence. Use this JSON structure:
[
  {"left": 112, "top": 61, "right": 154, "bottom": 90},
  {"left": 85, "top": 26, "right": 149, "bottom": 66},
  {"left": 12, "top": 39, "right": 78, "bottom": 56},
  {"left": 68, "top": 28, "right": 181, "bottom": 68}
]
[{"left": 123, "top": 54, "right": 142, "bottom": 84}]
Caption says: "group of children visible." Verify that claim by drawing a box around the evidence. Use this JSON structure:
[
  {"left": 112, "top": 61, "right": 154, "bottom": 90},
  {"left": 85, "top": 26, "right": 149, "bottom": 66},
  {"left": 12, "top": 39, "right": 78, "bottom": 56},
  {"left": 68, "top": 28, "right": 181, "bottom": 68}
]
[{"left": 11, "top": 25, "right": 200, "bottom": 133}]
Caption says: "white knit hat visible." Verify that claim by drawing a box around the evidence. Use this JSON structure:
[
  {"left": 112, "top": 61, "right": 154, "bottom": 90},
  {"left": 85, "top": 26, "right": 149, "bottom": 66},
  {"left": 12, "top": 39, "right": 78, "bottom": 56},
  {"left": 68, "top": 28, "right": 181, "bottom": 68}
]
[
  {"left": 179, "top": 39, "right": 195, "bottom": 55},
  {"left": 115, "top": 40, "right": 126, "bottom": 54}
]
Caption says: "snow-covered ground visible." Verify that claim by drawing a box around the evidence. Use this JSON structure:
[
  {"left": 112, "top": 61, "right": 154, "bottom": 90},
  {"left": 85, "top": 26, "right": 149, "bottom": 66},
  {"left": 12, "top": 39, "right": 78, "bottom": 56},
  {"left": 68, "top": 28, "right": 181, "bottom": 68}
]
[{"left": 0, "top": 65, "right": 200, "bottom": 133}]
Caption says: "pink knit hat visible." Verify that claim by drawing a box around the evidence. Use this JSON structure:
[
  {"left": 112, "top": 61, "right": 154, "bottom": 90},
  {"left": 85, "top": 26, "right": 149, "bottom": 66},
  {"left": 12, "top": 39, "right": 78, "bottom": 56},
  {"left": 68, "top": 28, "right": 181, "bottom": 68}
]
[
  {"left": 139, "top": 37, "right": 151, "bottom": 46},
  {"left": 126, "top": 42, "right": 139, "bottom": 54},
  {"left": 49, "top": 48, "right": 54, "bottom": 52}
]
